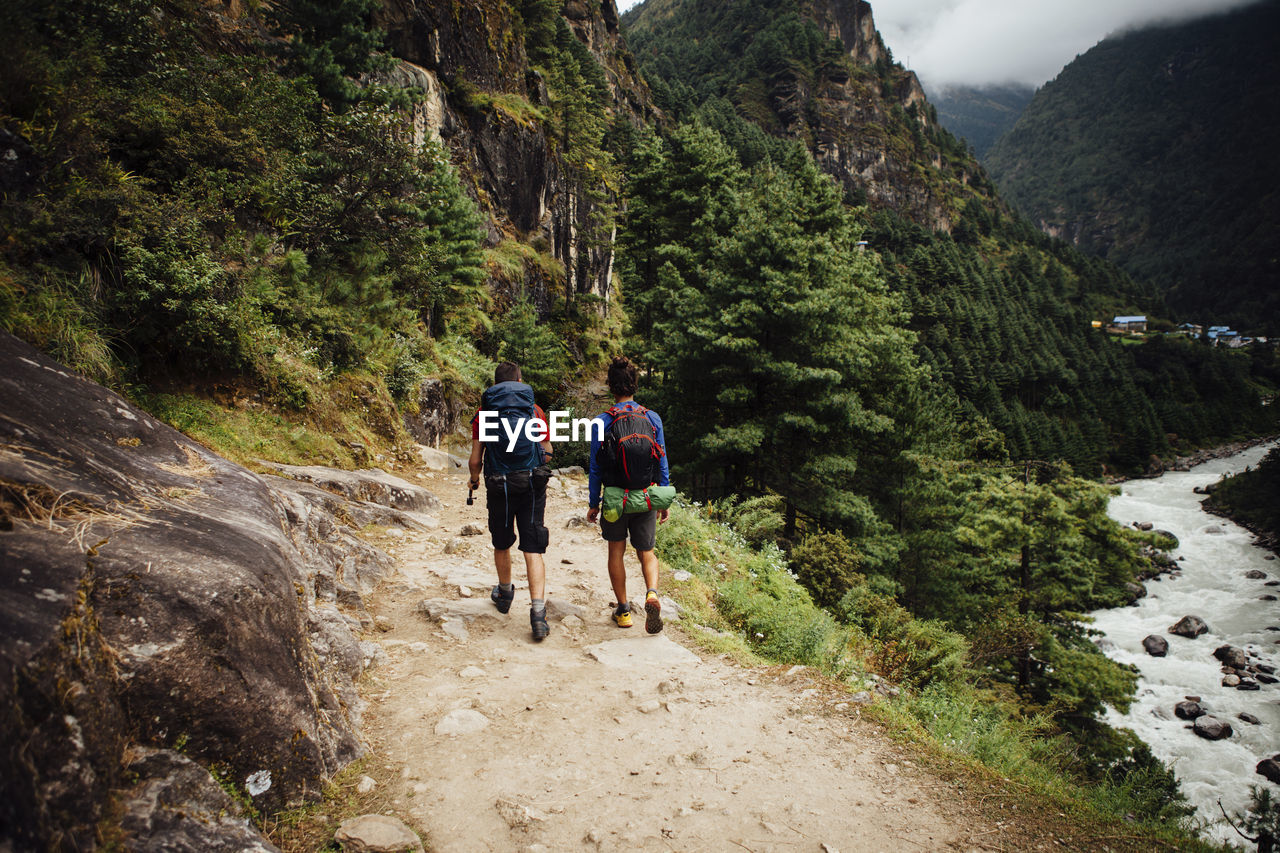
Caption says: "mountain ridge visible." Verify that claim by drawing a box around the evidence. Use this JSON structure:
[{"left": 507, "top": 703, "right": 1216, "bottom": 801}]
[{"left": 985, "top": 0, "right": 1280, "bottom": 334}]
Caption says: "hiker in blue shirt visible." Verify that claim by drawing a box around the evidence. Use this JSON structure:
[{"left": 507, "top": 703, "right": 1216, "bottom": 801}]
[{"left": 586, "top": 356, "right": 671, "bottom": 633}]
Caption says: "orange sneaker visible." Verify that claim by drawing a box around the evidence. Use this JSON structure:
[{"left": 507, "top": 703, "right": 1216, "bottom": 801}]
[{"left": 644, "top": 592, "right": 663, "bottom": 634}]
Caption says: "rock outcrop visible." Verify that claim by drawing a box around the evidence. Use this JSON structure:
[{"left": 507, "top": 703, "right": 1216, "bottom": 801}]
[
  {"left": 375, "top": 0, "right": 655, "bottom": 315},
  {"left": 625, "top": 0, "right": 991, "bottom": 231},
  {"left": 0, "top": 333, "right": 427, "bottom": 846},
  {"left": 119, "top": 749, "right": 281, "bottom": 852}
]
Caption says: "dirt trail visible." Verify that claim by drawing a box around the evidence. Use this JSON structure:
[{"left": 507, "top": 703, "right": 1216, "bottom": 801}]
[{"left": 359, "top": 462, "right": 1001, "bottom": 852}]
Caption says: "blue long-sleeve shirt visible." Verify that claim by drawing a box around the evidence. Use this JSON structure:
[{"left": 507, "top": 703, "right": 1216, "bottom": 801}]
[{"left": 588, "top": 401, "right": 670, "bottom": 508}]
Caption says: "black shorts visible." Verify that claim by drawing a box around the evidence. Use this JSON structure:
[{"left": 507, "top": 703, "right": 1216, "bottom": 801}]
[
  {"left": 600, "top": 509, "right": 657, "bottom": 551},
  {"left": 485, "top": 467, "right": 550, "bottom": 553}
]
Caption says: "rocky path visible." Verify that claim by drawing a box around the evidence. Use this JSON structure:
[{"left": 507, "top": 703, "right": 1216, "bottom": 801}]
[{"left": 356, "top": 462, "right": 1000, "bottom": 852}]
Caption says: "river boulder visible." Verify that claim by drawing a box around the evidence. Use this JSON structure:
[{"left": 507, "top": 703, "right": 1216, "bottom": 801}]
[
  {"left": 1125, "top": 582, "right": 1148, "bottom": 603},
  {"left": 1238, "top": 712, "right": 1261, "bottom": 725},
  {"left": 1174, "top": 700, "right": 1205, "bottom": 720},
  {"left": 1192, "top": 716, "right": 1233, "bottom": 740},
  {"left": 1168, "top": 615, "right": 1209, "bottom": 638},
  {"left": 1237, "top": 678, "right": 1260, "bottom": 691},
  {"left": 1214, "top": 645, "right": 1248, "bottom": 668},
  {"left": 1142, "top": 635, "right": 1169, "bottom": 656},
  {"left": 1258, "top": 756, "right": 1280, "bottom": 785},
  {"left": 1245, "top": 570, "right": 1268, "bottom": 579},
  {"left": 0, "top": 333, "right": 412, "bottom": 846}
]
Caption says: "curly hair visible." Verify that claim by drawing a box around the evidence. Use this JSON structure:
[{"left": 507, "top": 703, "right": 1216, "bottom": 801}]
[{"left": 606, "top": 356, "right": 638, "bottom": 397}]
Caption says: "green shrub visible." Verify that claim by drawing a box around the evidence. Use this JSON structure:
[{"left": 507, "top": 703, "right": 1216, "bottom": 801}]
[
  {"left": 706, "top": 494, "right": 784, "bottom": 548},
  {"left": 839, "top": 584, "right": 968, "bottom": 687},
  {"left": 789, "top": 530, "right": 863, "bottom": 609}
]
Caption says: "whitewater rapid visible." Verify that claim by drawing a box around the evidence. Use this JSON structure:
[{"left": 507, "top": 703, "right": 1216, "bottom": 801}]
[{"left": 1089, "top": 442, "right": 1280, "bottom": 844}]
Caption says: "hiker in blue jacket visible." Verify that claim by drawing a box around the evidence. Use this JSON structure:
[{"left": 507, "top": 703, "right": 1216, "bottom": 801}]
[
  {"left": 469, "top": 362, "right": 554, "bottom": 641},
  {"left": 586, "top": 356, "right": 671, "bottom": 633}
]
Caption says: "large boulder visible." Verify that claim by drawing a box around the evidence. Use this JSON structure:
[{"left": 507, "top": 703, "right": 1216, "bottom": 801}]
[
  {"left": 1142, "top": 635, "right": 1169, "bottom": 657},
  {"left": 1213, "top": 644, "right": 1248, "bottom": 669},
  {"left": 402, "top": 377, "right": 454, "bottom": 448},
  {"left": 1192, "top": 716, "right": 1233, "bottom": 740},
  {"left": 1168, "top": 615, "right": 1209, "bottom": 638},
  {"left": 0, "top": 334, "right": 415, "bottom": 846},
  {"left": 1258, "top": 756, "right": 1280, "bottom": 785}
]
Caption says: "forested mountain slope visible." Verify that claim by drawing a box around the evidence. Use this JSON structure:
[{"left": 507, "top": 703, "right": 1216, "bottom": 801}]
[
  {"left": 624, "top": 0, "right": 990, "bottom": 230},
  {"left": 985, "top": 0, "right": 1280, "bottom": 334},
  {"left": 622, "top": 0, "right": 1274, "bottom": 475}
]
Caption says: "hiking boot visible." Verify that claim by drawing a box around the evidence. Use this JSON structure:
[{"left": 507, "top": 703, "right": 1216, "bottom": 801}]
[
  {"left": 612, "top": 603, "right": 633, "bottom": 628},
  {"left": 644, "top": 592, "right": 663, "bottom": 635},
  {"left": 530, "top": 607, "right": 550, "bottom": 641},
  {"left": 491, "top": 584, "right": 515, "bottom": 614}
]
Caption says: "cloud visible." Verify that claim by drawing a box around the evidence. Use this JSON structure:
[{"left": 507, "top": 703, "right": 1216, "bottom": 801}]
[{"left": 872, "top": 0, "right": 1264, "bottom": 87}]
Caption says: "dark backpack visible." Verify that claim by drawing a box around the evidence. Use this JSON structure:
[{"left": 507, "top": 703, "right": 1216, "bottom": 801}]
[
  {"left": 479, "top": 381, "right": 542, "bottom": 476},
  {"left": 602, "top": 404, "right": 664, "bottom": 490}
]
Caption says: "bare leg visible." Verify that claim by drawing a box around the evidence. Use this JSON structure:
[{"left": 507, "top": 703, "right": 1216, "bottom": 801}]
[
  {"left": 638, "top": 548, "right": 659, "bottom": 595},
  {"left": 494, "top": 548, "right": 512, "bottom": 586},
  {"left": 607, "top": 540, "right": 629, "bottom": 604},
  {"left": 523, "top": 551, "right": 546, "bottom": 600}
]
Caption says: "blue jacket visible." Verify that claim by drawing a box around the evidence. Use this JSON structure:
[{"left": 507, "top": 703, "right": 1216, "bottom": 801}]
[{"left": 588, "top": 401, "right": 670, "bottom": 508}]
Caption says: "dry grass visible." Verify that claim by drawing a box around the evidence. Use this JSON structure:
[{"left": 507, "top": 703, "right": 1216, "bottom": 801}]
[{"left": 264, "top": 758, "right": 423, "bottom": 853}]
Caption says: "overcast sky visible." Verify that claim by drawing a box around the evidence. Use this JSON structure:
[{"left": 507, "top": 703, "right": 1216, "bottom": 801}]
[{"left": 618, "top": 0, "right": 1263, "bottom": 88}]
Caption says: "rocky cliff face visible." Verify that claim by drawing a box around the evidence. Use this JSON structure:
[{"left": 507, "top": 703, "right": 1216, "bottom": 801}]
[
  {"left": 0, "top": 333, "right": 435, "bottom": 848},
  {"left": 797, "top": 0, "right": 982, "bottom": 230},
  {"left": 625, "top": 0, "right": 990, "bottom": 232},
  {"left": 376, "top": 0, "right": 655, "bottom": 312}
]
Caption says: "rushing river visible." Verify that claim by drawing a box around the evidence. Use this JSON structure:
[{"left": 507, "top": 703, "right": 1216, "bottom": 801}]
[{"left": 1089, "top": 442, "right": 1280, "bottom": 844}]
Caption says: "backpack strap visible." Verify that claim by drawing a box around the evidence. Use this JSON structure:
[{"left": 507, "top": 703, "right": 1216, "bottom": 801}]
[{"left": 607, "top": 404, "right": 648, "bottom": 418}]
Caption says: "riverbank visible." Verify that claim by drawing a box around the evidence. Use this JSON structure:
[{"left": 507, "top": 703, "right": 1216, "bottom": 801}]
[
  {"left": 1200, "top": 444, "right": 1280, "bottom": 557},
  {"left": 1204, "top": 500, "right": 1280, "bottom": 556},
  {"left": 1107, "top": 436, "right": 1278, "bottom": 484}
]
